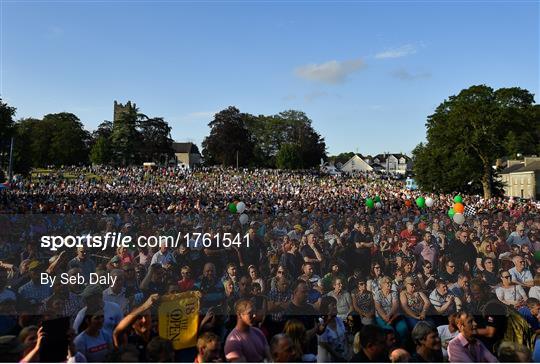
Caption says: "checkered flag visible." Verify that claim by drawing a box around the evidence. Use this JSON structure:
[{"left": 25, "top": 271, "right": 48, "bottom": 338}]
[{"left": 464, "top": 205, "right": 476, "bottom": 217}]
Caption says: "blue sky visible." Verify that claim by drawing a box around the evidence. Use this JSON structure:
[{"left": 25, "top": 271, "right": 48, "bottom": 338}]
[{"left": 1, "top": 0, "right": 538, "bottom": 156}]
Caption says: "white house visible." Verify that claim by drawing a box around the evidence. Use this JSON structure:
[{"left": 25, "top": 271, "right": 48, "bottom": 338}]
[
  {"left": 341, "top": 155, "right": 374, "bottom": 173},
  {"left": 372, "top": 153, "right": 412, "bottom": 174}
]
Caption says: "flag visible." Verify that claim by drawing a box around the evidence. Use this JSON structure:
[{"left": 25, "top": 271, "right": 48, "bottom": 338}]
[
  {"left": 464, "top": 205, "right": 476, "bottom": 217},
  {"left": 158, "top": 291, "right": 201, "bottom": 350}
]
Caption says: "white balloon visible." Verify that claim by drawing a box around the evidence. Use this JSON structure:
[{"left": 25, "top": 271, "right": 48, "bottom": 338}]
[
  {"left": 453, "top": 213, "right": 465, "bottom": 225},
  {"left": 425, "top": 197, "right": 434, "bottom": 208},
  {"left": 375, "top": 202, "right": 382, "bottom": 209},
  {"left": 239, "top": 213, "right": 249, "bottom": 225},
  {"left": 236, "top": 202, "right": 246, "bottom": 214}
]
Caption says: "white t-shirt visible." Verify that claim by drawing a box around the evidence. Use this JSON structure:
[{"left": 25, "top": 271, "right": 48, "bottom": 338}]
[
  {"left": 73, "top": 301, "right": 123, "bottom": 337},
  {"left": 528, "top": 286, "right": 540, "bottom": 301},
  {"left": 318, "top": 317, "right": 350, "bottom": 362},
  {"left": 437, "top": 324, "right": 459, "bottom": 360},
  {"left": 495, "top": 285, "right": 527, "bottom": 304}
]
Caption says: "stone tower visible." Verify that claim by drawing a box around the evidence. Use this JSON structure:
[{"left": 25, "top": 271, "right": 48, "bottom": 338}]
[{"left": 113, "top": 100, "right": 137, "bottom": 122}]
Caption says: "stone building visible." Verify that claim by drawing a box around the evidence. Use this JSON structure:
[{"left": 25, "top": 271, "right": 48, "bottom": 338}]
[
  {"left": 172, "top": 142, "right": 201, "bottom": 169},
  {"left": 113, "top": 100, "right": 137, "bottom": 121},
  {"left": 499, "top": 157, "right": 540, "bottom": 199}
]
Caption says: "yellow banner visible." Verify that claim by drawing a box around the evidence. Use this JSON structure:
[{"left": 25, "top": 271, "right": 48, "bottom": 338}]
[{"left": 158, "top": 291, "right": 201, "bottom": 350}]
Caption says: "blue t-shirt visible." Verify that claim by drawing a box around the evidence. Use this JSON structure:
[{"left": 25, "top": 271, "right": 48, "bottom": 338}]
[{"left": 518, "top": 307, "right": 539, "bottom": 331}]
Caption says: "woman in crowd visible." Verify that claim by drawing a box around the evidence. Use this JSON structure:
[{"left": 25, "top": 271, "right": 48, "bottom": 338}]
[
  {"left": 326, "top": 278, "right": 352, "bottom": 321},
  {"left": 417, "top": 261, "right": 437, "bottom": 293},
  {"left": 373, "top": 276, "right": 408, "bottom": 342},
  {"left": 74, "top": 309, "right": 113, "bottom": 362},
  {"left": 366, "top": 263, "right": 383, "bottom": 294},
  {"left": 496, "top": 270, "right": 528, "bottom": 308},
  {"left": 351, "top": 279, "right": 375, "bottom": 325},
  {"left": 399, "top": 276, "right": 431, "bottom": 330}
]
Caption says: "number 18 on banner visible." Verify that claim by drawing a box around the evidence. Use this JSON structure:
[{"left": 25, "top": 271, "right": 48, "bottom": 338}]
[{"left": 158, "top": 291, "right": 201, "bottom": 350}]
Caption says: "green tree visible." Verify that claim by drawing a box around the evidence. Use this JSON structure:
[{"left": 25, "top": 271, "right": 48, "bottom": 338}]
[
  {"left": 413, "top": 85, "right": 537, "bottom": 198},
  {"left": 90, "top": 135, "right": 112, "bottom": 165},
  {"left": 137, "top": 117, "right": 174, "bottom": 163},
  {"left": 12, "top": 118, "right": 39, "bottom": 174},
  {"left": 202, "top": 107, "right": 255, "bottom": 167},
  {"left": 111, "top": 107, "right": 142, "bottom": 165},
  {"left": 45, "top": 113, "right": 90, "bottom": 166},
  {"left": 276, "top": 143, "right": 303, "bottom": 169},
  {"left": 0, "top": 99, "right": 16, "bottom": 171},
  {"left": 244, "top": 110, "right": 327, "bottom": 168}
]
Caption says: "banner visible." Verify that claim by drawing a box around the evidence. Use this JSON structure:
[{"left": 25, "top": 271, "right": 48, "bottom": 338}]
[{"left": 158, "top": 291, "right": 201, "bottom": 350}]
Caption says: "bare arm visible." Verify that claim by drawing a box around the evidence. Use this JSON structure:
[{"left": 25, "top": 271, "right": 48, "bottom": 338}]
[{"left": 113, "top": 294, "right": 159, "bottom": 349}]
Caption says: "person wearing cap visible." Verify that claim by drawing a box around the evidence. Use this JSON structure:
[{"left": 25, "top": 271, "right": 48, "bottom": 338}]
[
  {"left": 17, "top": 261, "right": 52, "bottom": 304},
  {"left": 72, "top": 284, "right": 123, "bottom": 338},
  {"left": 287, "top": 224, "right": 303, "bottom": 241}
]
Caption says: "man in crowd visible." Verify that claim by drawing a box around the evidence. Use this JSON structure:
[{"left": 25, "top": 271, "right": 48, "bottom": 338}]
[
  {"left": 224, "top": 299, "right": 271, "bottom": 362},
  {"left": 448, "top": 311, "right": 498, "bottom": 362}
]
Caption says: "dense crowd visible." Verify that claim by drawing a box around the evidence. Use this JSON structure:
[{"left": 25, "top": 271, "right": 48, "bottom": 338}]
[{"left": 0, "top": 166, "right": 539, "bottom": 363}]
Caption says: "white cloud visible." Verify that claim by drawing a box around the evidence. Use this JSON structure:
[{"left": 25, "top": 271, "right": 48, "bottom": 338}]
[
  {"left": 391, "top": 68, "right": 431, "bottom": 80},
  {"left": 294, "top": 58, "right": 365, "bottom": 84},
  {"left": 375, "top": 44, "right": 417, "bottom": 59}
]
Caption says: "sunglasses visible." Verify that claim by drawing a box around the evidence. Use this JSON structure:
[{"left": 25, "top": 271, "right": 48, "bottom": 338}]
[
  {"left": 448, "top": 265, "right": 456, "bottom": 268},
  {"left": 502, "top": 275, "right": 511, "bottom": 279}
]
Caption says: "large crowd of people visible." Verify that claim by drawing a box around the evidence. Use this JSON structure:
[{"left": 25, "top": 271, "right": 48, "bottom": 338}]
[{"left": 0, "top": 166, "right": 539, "bottom": 362}]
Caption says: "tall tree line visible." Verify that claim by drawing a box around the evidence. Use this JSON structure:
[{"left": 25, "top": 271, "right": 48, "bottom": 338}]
[
  {"left": 202, "top": 107, "right": 327, "bottom": 169},
  {"left": 0, "top": 99, "right": 174, "bottom": 175}
]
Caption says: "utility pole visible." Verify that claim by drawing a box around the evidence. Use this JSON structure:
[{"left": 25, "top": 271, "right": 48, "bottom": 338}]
[{"left": 8, "top": 137, "right": 14, "bottom": 183}]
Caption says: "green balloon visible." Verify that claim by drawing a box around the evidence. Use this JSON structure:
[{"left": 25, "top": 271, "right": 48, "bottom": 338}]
[
  {"left": 374, "top": 196, "right": 381, "bottom": 203},
  {"left": 454, "top": 195, "right": 463, "bottom": 203},
  {"left": 366, "top": 198, "right": 375, "bottom": 209},
  {"left": 448, "top": 208, "right": 455, "bottom": 218},
  {"left": 228, "top": 203, "right": 237, "bottom": 213},
  {"left": 416, "top": 197, "right": 425, "bottom": 208}
]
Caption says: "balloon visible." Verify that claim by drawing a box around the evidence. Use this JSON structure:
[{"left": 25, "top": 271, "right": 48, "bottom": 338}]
[
  {"left": 425, "top": 197, "right": 434, "bottom": 208},
  {"left": 228, "top": 203, "right": 237, "bottom": 213},
  {"left": 405, "top": 200, "right": 412, "bottom": 207},
  {"left": 448, "top": 208, "right": 455, "bottom": 218},
  {"left": 374, "top": 196, "right": 381, "bottom": 203},
  {"left": 416, "top": 197, "right": 425, "bottom": 208},
  {"left": 453, "top": 213, "right": 465, "bottom": 225},
  {"left": 454, "top": 195, "right": 463, "bottom": 203},
  {"left": 366, "top": 198, "right": 375, "bottom": 209},
  {"left": 375, "top": 202, "right": 382, "bottom": 209},
  {"left": 239, "top": 213, "right": 249, "bottom": 225},
  {"left": 454, "top": 203, "right": 464, "bottom": 214},
  {"left": 236, "top": 202, "right": 246, "bottom": 214}
]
